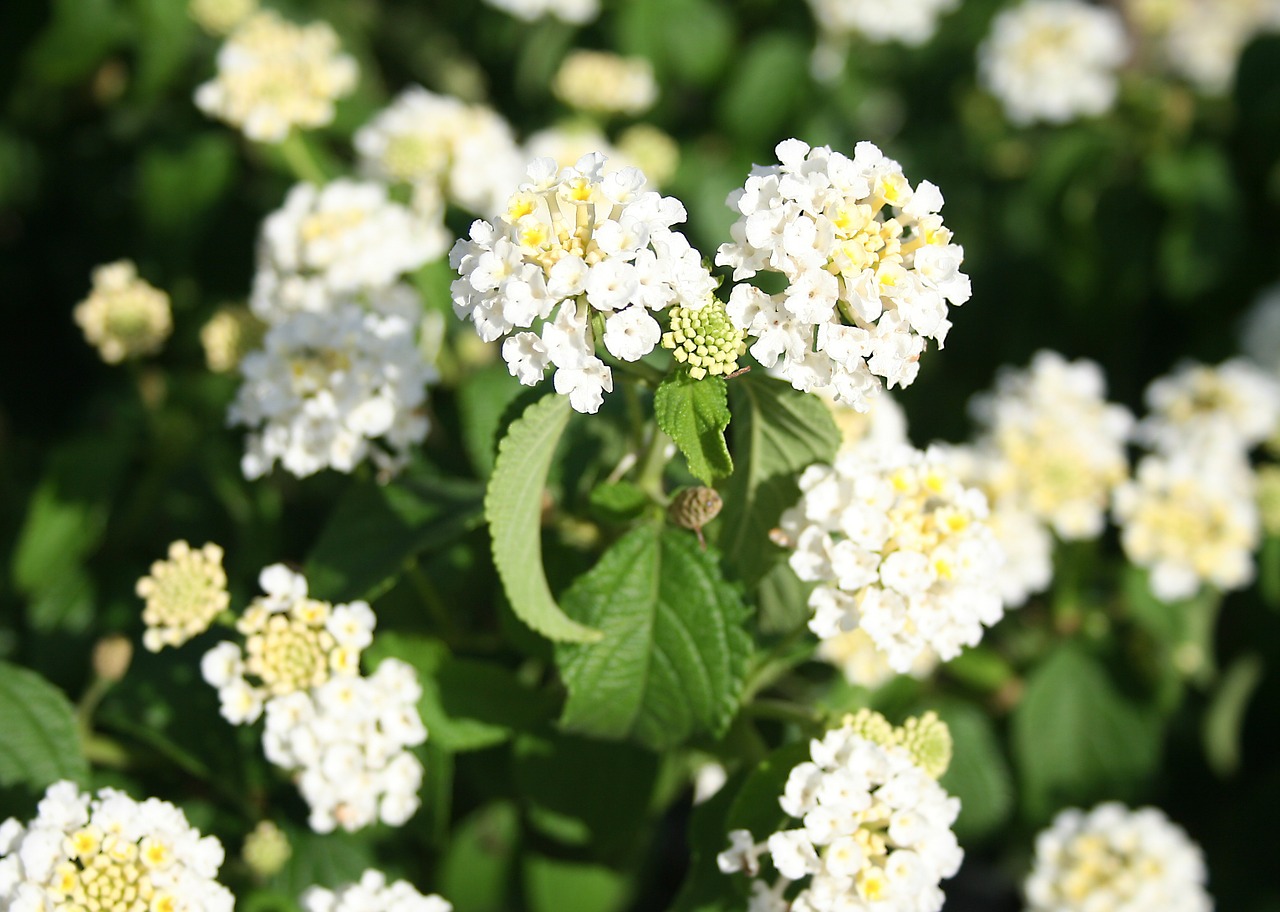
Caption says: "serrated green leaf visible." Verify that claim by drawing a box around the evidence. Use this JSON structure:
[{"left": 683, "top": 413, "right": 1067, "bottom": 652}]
[
  {"left": 1012, "top": 644, "right": 1161, "bottom": 822},
  {"left": 934, "top": 699, "right": 1014, "bottom": 843},
  {"left": 0, "top": 662, "right": 87, "bottom": 788},
  {"left": 486, "top": 394, "right": 601, "bottom": 643},
  {"left": 719, "top": 375, "right": 840, "bottom": 587},
  {"left": 305, "top": 472, "right": 485, "bottom": 602},
  {"left": 366, "top": 633, "right": 555, "bottom": 753},
  {"left": 1203, "top": 654, "right": 1263, "bottom": 777},
  {"left": 655, "top": 373, "right": 733, "bottom": 484},
  {"left": 556, "top": 524, "right": 751, "bottom": 750}
]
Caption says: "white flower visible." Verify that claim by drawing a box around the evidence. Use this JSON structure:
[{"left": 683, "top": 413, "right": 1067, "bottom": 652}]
[
  {"left": 303, "top": 869, "right": 451, "bottom": 912},
  {"left": 479, "top": 0, "right": 598, "bottom": 23},
  {"left": 780, "top": 443, "right": 1008, "bottom": 672},
  {"left": 1127, "top": 0, "right": 1280, "bottom": 94},
  {"left": 720, "top": 715, "right": 962, "bottom": 912},
  {"left": 136, "top": 541, "right": 230, "bottom": 651},
  {"left": 552, "top": 51, "right": 658, "bottom": 116},
  {"left": 194, "top": 10, "right": 358, "bottom": 143},
  {"left": 1026, "top": 803, "right": 1212, "bottom": 912},
  {"left": 230, "top": 302, "right": 435, "bottom": 479},
  {"left": 970, "top": 351, "right": 1133, "bottom": 540},
  {"left": 718, "top": 139, "right": 969, "bottom": 411},
  {"left": 264, "top": 660, "right": 428, "bottom": 833},
  {"left": 451, "top": 154, "right": 714, "bottom": 413},
  {"left": 807, "top": 0, "right": 959, "bottom": 48},
  {"left": 1137, "top": 357, "right": 1280, "bottom": 456},
  {"left": 978, "top": 0, "right": 1130, "bottom": 125},
  {"left": 0, "top": 781, "right": 233, "bottom": 912},
  {"left": 523, "top": 125, "right": 655, "bottom": 184},
  {"left": 354, "top": 86, "right": 524, "bottom": 218},
  {"left": 73, "top": 260, "right": 172, "bottom": 364}
]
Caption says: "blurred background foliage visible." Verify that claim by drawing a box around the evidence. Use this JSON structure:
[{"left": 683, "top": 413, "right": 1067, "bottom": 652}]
[{"left": 2, "top": 1, "right": 1280, "bottom": 910}]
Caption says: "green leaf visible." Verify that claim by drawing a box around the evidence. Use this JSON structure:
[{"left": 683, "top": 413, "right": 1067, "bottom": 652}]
[
  {"left": 1203, "top": 654, "right": 1264, "bottom": 777},
  {"left": 486, "top": 394, "right": 602, "bottom": 643},
  {"left": 438, "top": 803, "right": 519, "bottom": 912},
  {"left": 717, "top": 34, "right": 811, "bottom": 145},
  {"left": 25, "top": 0, "right": 127, "bottom": 85},
  {"left": 0, "top": 662, "right": 87, "bottom": 788},
  {"left": 934, "top": 699, "right": 1015, "bottom": 843},
  {"left": 524, "top": 856, "right": 629, "bottom": 912},
  {"left": 725, "top": 741, "right": 811, "bottom": 839},
  {"left": 655, "top": 373, "right": 733, "bottom": 484},
  {"left": 366, "top": 633, "right": 555, "bottom": 753},
  {"left": 131, "top": 0, "right": 196, "bottom": 100},
  {"left": 138, "top": 134, "right": 236, "bottom": 233},
  {"left": 556, "top": 524, "right": 751, "bottom": 750},
  {"left": 306, "top": 472, "right": 485, "bottom": 602},
  {"left": 588, "top": 481, "right": 650, "bottom": 523},
  {"left": 273, "top": 827, "right": 373, "bottom": 899},
  {"left": 755, "top": 559, "right": 811, "bottom": 636},
  {"left": 457, "top": 362, "right": 527, "bottom": 478},
  {"left": 719, "top": 375, "right": 840, "bottom": 587},
  {"left": 1012, "top": 644, "right": 1161, "bottom": 822},
  {"left": 613, "top": 0, "right": 734, "bottom": 87}
]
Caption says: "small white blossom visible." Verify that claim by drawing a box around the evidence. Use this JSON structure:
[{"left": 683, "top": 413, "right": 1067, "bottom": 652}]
[
  {"left": 1026, "top": 803, "right": 1212, "bottom": 912},
  {"left": 302, "top": 869, "right": 451, "bottom": 912},
  {"left": 194, "top": 10, "right": 358, "bottom": 142},
  {"left": 979, "top": 0, "right": 1130, "bottom": 125},
  {"left": 0, "top": 781, "right": 233, "bottom": 912},
  {"left": 718, "top": 139, "right": 970, "bottom": 411}
]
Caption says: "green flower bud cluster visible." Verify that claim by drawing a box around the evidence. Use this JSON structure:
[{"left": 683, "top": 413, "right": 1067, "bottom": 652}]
[
  {"left": 661, "top": 298, "right": 746, "bottom": 380},
  {"left": 841, "top": 708, "right": 953, "bottom": 779}
]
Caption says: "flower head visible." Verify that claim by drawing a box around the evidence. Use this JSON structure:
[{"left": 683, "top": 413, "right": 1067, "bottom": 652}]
[
  {"left": 806, "top": 0, "right": 959, "bottom": 47},
  {"left": 451, "top": 154, "right": 716, "bottom": 413},
  {"left": 479, "top": 0, "right": 598, "bottom": 23},
  {"left": 718, "top": 139, "right": 970, "bottom": 411},
  {"left": 136, "top": 540, "right": 230, "bottom": 652},
  {"left": 202, "top": 304, "right": 266, "bottom": 373},
  {"left": 195, "top": 10, "right": 358, "bottom": 143},
  {"left": 1026, "top": 803, "right": 1212, "bottom": 912},
  {"left": 1128, "top": 0, "right": 1280, "bottom": 94},
  {"left": 0, "top": 780, "right": 233, "bottom": 912},
  {"left": 552, "top": 51, "right": 658, "bottom": 116},
  {"left": 302, "top": 869, "right": 451, "bottom": 912},
  {"left": 74, "top": 260, "right": 172, "bottom": 364},
  {"left": 1137, "top": 357, "right": 1280, "bottom": 456}
]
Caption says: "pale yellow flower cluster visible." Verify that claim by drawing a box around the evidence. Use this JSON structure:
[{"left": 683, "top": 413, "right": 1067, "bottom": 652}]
[
  {"left": 189, "top": 0, "right": 257, "bottom": 35},
  {"left": 73, "top": 260, "right": 172, "bottom": 365},
  {"left": 238, "top": 595, "right": 356, "bottom": 698},
  {"left": 200, "top": 304, "right": 265, "bottom": 373},
  {"left": 552, "top": 50, "right": 658, "bottom": 116},
  {"left": 137, "top": 541, "right": 230, "bottom": 652}
]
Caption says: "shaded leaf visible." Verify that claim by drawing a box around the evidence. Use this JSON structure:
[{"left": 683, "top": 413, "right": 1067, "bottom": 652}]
[
  {"left": 438, "top": 802, "right": 519, "bottom": 912},
  {"left": 1203, "top": 654, "right": 1264, "bottom": 777},
  {"left": 934, "top": 699, "right": 1014, "bottom": 842},
  {"left": 655, "top": 372, "right": 733, "bottom": 484},
  {"left": 0, "top": 662, "right": 87, "bottom": 788}
]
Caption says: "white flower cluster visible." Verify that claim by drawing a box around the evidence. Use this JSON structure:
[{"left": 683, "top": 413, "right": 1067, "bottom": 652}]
[
  {"left": 1115, "top": 358, "right": 1278, "bottom": 601},
  {"left": 552, "top": 51, "right": 659, "bottom": 116},
  {"left": 1026, "top": 803, "right": 1212, "bottom": 912},
  {"left": 806, "top": 0, "right": 959, "bottom": 47},
  {"left": 978, "top": 0, "right": 1130, "bottom": 125},
  {"left": 450, "top": 153, "right": 716, "bottom": 413},
  {"left": 201, "top": 564, "right": 375, "bottom": 724},
  {"left": 74, "top": 260, "right": 172, "bottom": 365},
  {"left": 479, "top": 0, "right": 599, "bottom": 23},
  {"left": 263, "top": 659, "right": 427, "bottom": 833},
  {"left": 303, "top": 869, "right": 451, "bottom": 912},
  {"left": 195, "top": 10, "right": 358, "bottom": 143},
  {"left": 1128, "top": 0, "right": 1280, "bottom": 94},
  {"left": 970, "top": 351, "right": 1133, "bottom": 540},
  {"left": 718, "top": 717, "right": 962, "bottom": 912},
  {"left": 780, "top": 443, "right": 1007, "bottom": 673},
  {"left": 355, "top": 87, "right": 525, "bottom": 218},
  {"left": 719, "top": 139, "right": 971, "bottom": 412},
  {"left": 0, "top": 781, "right": 233, "bottom": 912}
]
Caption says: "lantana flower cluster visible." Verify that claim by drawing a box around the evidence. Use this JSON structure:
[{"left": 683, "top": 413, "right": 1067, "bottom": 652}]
[
  {"left": 719, "top": 139, "right": 971, "bottom": 412},
  {"left": 262, "top": 659, "right": 427, "bottom": 833},
  {"left": 195, "top": 9, "right": 358, "bottom": 143},
  {"left": 73, "top": 260, "right": 172, "bottom": 365},
  {"left": 806, "top": 0, "right": 960, "bottom": 48},
  {"left": 978, "top": 0, "right": 1130, "bottom": 125},
  {"left": 0, "top": 781, "right": 234, "bottom": 912},
  {"left": 718, "top": 711, "right": 962, "bottom": 912},
  {"left": 1025, "top": 803, "right": 1212, "bottom": 912},
  {"left": 136, "top": 540, "right": 230, "bottom": 652},
  {"left": 303, "top": 869, "right": 452, "bottom": 912},
  {"left": 779, "top": 443, "right": 1007, "bottom": 673},
  {"left": 1126, "top": 0, "right": 1280, "bottom": 95},
  {"left": 551, "top": 50, "right": 659, "bottom": 116},
  {"left": 450, "top": 153, "right": 716, "bottom": 413}
]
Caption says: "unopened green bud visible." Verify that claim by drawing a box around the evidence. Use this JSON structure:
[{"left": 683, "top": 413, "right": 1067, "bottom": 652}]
[
  {"left": 92, "top": 635, "right": 133, "bottom": 683},
  {"left": 661, "top": 298, "right": 747, "bottom": 380},
  {"left": 242, "top": 820, "right": 291, "bottom": 879},
  {"left": 842, "top": 708, "right": 896, "bottom": 750},
  {"left": 895, "top": 711, "right": 952, "bottom": 779}
]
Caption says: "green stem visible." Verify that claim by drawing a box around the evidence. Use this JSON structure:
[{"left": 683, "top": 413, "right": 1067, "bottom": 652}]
[
  {"left": 277, "top": 130, "right": 328, "bottom": 184},
  {"left": 635, "top": 426, "right": 672, "bottom": 503},
  {"left": 84, "top": 735, "right": 132, "bottom": 769},
  {"left": 744, "top": 698, "right": 824, "bottom": 729}
]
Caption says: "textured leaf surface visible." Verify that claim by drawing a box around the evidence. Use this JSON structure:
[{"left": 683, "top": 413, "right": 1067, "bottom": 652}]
[
  {"left": 0, "top": 662, "right": 87, "bottom": 788},
  {"left": 655, "top": 373, "right": 733, "bottom": 484},
  {"left": 485, "top": 394, "right": 601, "bottom": 643},
  {"left": 935, "top": 699, "right": 1014, "bottom": 842},
  {"left": 720, "top": 375, "right": 840, "bottom": 587},
  {"left": 557, "top": 524, "right": 751, "bottom": 749}
]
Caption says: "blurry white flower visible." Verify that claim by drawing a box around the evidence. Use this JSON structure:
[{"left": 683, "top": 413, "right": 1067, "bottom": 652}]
[
  {"left": 1137, "top": 357, "right": 1280, "bottom": 456},
  {"left": 1128, "top": 0, "right": 1280, "bottom": 94},
  {"left": 552, "top": 51, "right": 659, "bottom": 116},
  {"left": 451, "top": 153, "right": 715, "bottom": 413},
  {"left": 807, "top": 0, "right": 959, "bottom": 47},
  {"left": 1239, "top": 281, "right": 1280, "bottom": 376},
  {"left": 780, "top": 443, "right": 1007, "bottom": 672},
  {"left": 302, "top": 869, "right": 451, "bottom": 912},
  {"left": 718, "top": 139, "right": 970, "bottom": 411},
  {"left": 195, "top": 10, "right": 357, "bottom": 143},
  {"left": 136, "top": 540, "right": 230, "bottom": 652},
  {"left": 979, "top": 0, "right": 1129, "bottom": 125},
  {"left": 1026, "top": 803, "right": 1212, "bottom": 912},
  {"left": 189, "top": 0, "right": 257, "bottom": 35},
  {"left": 479, "top": 0, "right": 598, "bottom": 23},
  {"left": 73, "top": 260, "right": 171, "bottom": 364},
  {"left": 0, "top": 781, "right": 233, "bottom": 912}
]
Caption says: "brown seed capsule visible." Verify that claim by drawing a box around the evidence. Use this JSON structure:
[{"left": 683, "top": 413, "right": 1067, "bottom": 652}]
[
  {"left": 92, "top": 634, "right": 134, "bottom": 683},
  {"left": 668, "top": 487, "right": 723, "bottom": 548}
]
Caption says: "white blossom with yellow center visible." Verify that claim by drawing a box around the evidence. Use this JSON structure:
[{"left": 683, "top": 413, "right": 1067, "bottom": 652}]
[
  {"left": 194, "top": 10, "right": 358, "bottom": 143},
  {"left": 978, "top": 0, "right": 1130, "bottom": 125},
  {"left": 136, "top": 540, "right": 230, "bottom": 652},
  {"left": 200, "top": 564, "right": 376, "bottom": 724},
  {"left": 717, "top": 713, "right": 962, "bottom": 912},
  {"left": 718, "top": 139, "right": 971, "bottom": 412},
  {"left": 779, "top": 443, "right": 1007, "bottom": 673},
  {"left": 302, "top": 868, "right": 452, "bottom": 912},
  {"left": 1026, "top": 803, "right": 1212, "bottom": 912},
  {"left": 552, "top": 50, "right": 658, "bottom": 116},
  {"left": 73, "top": 260, "right": 172, "bottom": 365},
  {"left": 1114, "top": 448, "right": 1259, "bottom": 601},
  {"left": 971, "top": 351, "right": 1133, "bottom": 540},
  {"left": 0, "top": 781, "right": 232, "bottom": 912},
  {"left": 450, "top": 153, "right": 716, "bottom": 414}
]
